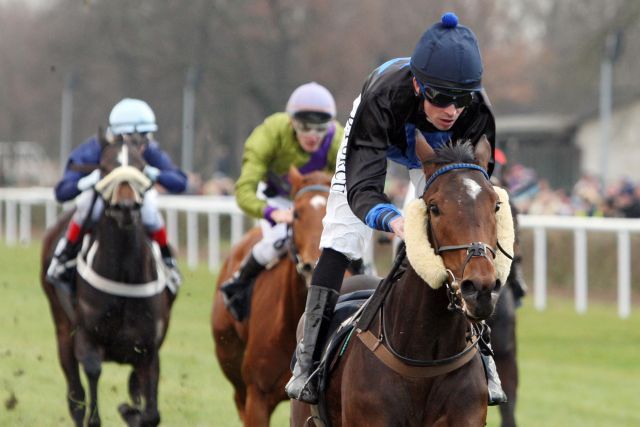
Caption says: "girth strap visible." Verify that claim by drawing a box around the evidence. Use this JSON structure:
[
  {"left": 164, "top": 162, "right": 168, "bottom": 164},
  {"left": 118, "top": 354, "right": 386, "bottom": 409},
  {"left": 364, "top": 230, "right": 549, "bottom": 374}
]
[{"left": 357, "top": 329, "right": 479, "bottom": 378}]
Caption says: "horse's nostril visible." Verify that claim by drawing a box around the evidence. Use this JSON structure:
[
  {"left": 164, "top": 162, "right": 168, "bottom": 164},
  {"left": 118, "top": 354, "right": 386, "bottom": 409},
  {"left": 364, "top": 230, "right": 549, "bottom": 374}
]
[
  {"left": 302, "top": 263, "right": 313, "bottom": 273},
  {"left": 493, "top": 279, "right": 502, "bottom": 292},
  {"left": 460, "top": 279, "right": 476, "bottom": 295}
]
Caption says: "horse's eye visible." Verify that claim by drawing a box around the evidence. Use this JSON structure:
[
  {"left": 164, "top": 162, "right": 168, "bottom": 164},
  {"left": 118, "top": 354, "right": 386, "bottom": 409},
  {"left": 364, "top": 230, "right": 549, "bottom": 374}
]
[
  {"left": 429, "top": 204, "right": 440, "bottom": 215},
  {"left": 495, "top": 202, "right": 501, "bottom": 213},
  {"left": 293, "top": 211, "right": 300, "bottom": 220}
]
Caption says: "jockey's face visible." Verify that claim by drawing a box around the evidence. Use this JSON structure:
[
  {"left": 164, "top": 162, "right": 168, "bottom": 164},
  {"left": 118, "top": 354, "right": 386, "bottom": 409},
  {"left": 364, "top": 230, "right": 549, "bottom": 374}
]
[
  {"left": 412, "top": 78, "right": 466, "bottom": 131},
  {"left": 292, "top": 119, "right": 330, "bottom": 153}
]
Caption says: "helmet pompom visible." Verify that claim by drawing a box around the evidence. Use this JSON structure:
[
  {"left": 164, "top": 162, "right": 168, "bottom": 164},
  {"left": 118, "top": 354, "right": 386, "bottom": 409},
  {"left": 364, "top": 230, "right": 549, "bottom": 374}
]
[{"left": 441, "top": 12, "right": 458, "bottom": 28}]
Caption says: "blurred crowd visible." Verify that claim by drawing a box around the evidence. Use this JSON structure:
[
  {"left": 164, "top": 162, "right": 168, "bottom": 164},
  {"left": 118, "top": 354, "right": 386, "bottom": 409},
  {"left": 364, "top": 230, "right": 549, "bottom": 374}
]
[
  {"left": 187, "top": 163, "right": 640, "bottom": 219},
  {"left": 503, "top": 165, "right": 640, "bottom": 218}
]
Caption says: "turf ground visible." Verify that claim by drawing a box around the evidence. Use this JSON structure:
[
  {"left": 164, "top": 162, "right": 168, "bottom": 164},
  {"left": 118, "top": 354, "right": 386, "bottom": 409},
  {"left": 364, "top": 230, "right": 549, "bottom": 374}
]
[{"left": 1, "top": 242, "right": 639, "bottom": 426}]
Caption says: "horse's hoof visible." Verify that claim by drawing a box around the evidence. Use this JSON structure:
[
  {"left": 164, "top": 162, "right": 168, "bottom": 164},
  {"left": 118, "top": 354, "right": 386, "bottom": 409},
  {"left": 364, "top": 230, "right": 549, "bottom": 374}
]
[{"left": 118, "top": 403, "right": 141, "bottom": 427}]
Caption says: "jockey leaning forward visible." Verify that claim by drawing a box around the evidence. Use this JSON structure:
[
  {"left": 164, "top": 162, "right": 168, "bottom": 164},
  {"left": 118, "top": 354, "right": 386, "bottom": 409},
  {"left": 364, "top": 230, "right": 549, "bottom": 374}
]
[
  {"left": 219, "top": 82, "right": 347, "bottom": 322},
  {"left": 286, "top": 13, "right": 508, "bottom": 406},
  {"left": 46, "top": 98, "right": 187, "bottom": 305}
]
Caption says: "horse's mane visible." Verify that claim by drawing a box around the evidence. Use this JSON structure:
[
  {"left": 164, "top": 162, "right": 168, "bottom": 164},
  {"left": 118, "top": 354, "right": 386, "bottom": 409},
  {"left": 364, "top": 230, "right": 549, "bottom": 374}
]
[{"left": 432, "top": 140, "right": 475, "bottom": 165}]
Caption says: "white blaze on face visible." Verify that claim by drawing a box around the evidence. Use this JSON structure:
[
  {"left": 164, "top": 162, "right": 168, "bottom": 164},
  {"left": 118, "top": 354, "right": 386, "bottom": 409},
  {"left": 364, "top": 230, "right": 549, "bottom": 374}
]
[
  {"left": 310, "top": 195, "right": 327, "bottom": 210},
  {"left": 117, "top": 144, "right": 129, "bottom": 167},
  {"left": 463, "top": 177, "right": 482, "bottom": 200}
]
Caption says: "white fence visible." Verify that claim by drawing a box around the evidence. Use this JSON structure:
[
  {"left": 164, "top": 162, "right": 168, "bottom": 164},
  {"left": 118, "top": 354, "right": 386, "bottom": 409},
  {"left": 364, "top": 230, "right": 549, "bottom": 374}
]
[{"left": 1, "top": 187, "right": 638, "bottom": 318}]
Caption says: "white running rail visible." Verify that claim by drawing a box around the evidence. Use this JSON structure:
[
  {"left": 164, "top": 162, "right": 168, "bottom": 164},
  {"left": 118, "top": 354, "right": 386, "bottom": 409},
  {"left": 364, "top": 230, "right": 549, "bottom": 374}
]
[{"left": 1, "top": 187, "right": 638, "bottom": 318}]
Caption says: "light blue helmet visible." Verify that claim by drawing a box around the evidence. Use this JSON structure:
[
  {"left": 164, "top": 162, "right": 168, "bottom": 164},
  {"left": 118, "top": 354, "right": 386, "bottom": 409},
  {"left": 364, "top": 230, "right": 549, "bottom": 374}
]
[{"left": 108, "top": 98, "right": 158, "bottom": 135}]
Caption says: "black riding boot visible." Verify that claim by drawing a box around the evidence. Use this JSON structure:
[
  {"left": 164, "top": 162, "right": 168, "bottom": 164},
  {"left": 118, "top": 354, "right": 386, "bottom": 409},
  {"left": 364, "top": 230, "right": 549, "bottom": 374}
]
[
  {"left": 219, "top": 254, "right": 265, "bottom": 321},
  {"left": 509, "top": 256, "right": 528, "bottom": 308},
  {"left": 46, "top": 237, "right": 81, "bottom": 322},
  {"left": 285, "top": 285, "right": 339, "bottom": 403},
  {"left": 160, "top": 245, "right": 182, "bottom": 295},
  {"left": 480, "top": 324, "right": 508, "bottom": 406},
  {"left": 46, "top": 237, "right": 80, "bottom": 294}
]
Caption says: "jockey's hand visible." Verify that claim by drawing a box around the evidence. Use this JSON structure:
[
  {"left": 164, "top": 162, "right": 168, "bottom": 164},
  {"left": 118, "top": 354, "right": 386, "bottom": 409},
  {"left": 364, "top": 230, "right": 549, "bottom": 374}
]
[
  {"left": 77, "top": 169, "right": 101, "bottom": 191},
  {"left": 271, "top": 208, "right": 294, "bottom": 224},
  {"left": 389, "top": 216, "right": 405, "bottom": 240},
  {"left": 143, "top": 165, "right": 161, "bottom": 182}
]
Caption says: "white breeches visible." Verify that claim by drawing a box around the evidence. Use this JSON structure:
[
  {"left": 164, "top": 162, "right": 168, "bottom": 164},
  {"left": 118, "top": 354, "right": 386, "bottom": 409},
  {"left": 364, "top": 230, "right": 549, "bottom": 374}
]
[
  {"left": 251, "top": 195, "right": 292, "bottom": 266},
  {"left": 73, "top": 188, "right": 164, "bottom": 232}
]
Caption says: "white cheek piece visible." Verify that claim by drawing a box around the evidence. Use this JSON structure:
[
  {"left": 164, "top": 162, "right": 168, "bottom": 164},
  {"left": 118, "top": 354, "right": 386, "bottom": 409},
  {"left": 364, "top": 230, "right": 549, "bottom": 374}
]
[{"left": 404, "top": 185, "right": 514, "bottom": 289}]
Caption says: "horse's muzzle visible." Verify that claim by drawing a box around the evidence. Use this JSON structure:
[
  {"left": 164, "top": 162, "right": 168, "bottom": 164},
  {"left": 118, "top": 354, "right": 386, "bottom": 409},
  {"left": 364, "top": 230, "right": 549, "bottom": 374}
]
[{"left": 460, "top": 278, "right": 501, "bottom": 320}]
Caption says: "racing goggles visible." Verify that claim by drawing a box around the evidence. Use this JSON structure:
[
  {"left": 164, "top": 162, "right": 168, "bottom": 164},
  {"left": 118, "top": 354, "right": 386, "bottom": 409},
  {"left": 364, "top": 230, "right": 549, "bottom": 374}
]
[
  {"left": 417, "top": 81, "right": 475, "bottom": 109},
  {"left": 292, "top": 119, "right": 331, "bottom": 135},
  {"left": 121, "top": 132, "right": 150, "bottom": 147}
]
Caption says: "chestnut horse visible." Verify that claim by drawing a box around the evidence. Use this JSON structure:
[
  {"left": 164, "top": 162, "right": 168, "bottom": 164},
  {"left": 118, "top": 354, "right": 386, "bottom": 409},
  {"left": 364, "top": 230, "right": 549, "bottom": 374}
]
[
  {"left": 41, "top": 137, "right": 173, "bottom": 427},
  {"left": 211, "top": 167, "right": 332, "bottom": 426},
  {"left": 291, "top": 136, "right": 514, "bottom": 426}
]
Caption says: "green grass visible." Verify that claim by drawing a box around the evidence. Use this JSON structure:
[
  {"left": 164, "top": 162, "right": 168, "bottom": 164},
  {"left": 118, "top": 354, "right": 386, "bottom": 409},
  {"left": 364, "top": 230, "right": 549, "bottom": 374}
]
[{"left": 1, "top": 242, "right": 639, "bottom": 426}]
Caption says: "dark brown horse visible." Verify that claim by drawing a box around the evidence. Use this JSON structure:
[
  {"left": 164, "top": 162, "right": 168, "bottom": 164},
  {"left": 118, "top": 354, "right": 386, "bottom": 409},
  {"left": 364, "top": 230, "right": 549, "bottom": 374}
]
[
  {"left": 211, "top": 167, "right": 332, "bottom": 426},
  {"left": 487, "top": 201, "right": 525, "bottom": 427},
  {"left": 291, "top": 136, "right": 514, "bottom": 426},
  {"left": 41, "top": 136, "right": 173, "bottom": 427}
]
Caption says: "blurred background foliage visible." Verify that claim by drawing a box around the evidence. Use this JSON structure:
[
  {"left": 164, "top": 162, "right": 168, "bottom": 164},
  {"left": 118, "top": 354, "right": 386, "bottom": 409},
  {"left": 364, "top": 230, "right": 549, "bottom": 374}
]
[{"left": 1, "top": 0, "right": 640, "bottom": 178}]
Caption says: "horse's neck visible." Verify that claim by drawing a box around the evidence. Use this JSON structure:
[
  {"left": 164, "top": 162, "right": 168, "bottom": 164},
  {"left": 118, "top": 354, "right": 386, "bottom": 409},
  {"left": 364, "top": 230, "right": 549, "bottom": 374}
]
[
  {"left": 383, "top": 265, "right": 469, "bottom": 359},
  {"left": 90, "top": 220, "right": 153, "bottom": 282}
]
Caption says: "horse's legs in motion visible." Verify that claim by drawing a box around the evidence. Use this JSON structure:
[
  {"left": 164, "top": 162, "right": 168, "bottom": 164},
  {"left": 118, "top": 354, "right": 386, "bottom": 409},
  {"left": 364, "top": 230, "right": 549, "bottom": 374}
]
[
  {"left": 212, "top": 305, "right": 248, "bottom": 420},
  {"left": 490, "top": 288, "right": 518, "bottom": 427},
  {"left": 128, "top": 370, "right": 142, "bottom": 407},
  {"left": 54, "top": 321, "right": 86, "bottom": 426},
  {"left": 76, "top": 333, "right": 103, "bottom": 427},
  {"left": 244, "top": 384, "right": 276, "bottom": 427},
  {"left": 138, "top": 354, "right": 161, "bottom": 427},
  {"left": 495, "top": 353, "right": 518, "bottom": 427}
]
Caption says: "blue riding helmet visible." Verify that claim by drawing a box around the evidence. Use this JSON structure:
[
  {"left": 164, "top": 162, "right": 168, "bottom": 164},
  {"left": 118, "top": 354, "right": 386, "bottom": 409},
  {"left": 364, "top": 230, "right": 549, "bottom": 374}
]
[{"left": 410, "top": 12, "right": 483, "bottom": 94}]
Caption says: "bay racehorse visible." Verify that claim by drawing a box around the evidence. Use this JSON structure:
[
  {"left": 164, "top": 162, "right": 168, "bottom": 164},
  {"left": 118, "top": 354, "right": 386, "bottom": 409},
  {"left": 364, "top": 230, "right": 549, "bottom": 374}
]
[
  {"left": 291, "top": 135, "right": 515, "bottom": 426},
  {"left": 211, "top": 167, "right": 332, "bottom": 426},
  {"left": 41, "top": 134, "right": 174, "bottom": 426}
]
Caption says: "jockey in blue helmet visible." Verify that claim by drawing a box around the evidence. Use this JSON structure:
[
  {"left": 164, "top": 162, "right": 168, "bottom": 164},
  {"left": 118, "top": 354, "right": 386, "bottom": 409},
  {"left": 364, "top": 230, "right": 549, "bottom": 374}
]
[{"left": 47, "top": 98, "right": 188, "bottom": 309}]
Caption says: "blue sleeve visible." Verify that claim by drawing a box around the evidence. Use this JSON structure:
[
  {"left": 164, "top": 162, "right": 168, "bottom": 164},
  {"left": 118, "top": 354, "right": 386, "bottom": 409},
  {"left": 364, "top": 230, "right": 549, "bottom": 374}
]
[
  {"left": 54, "top": 137, "right": 102, "bottom": 202},
  {"left": 364, "top": 203, "right": 402, "bottom": 232},
  {"left": 144, "top": 142, "right": 188, "bottom": 194}
]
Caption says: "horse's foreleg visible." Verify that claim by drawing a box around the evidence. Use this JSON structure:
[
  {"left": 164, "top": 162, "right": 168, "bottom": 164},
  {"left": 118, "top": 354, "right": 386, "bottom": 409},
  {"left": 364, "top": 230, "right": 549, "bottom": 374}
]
[
  {"left": 494, "top": 352, "right": 518, "bottom": 427},
  {"left": 75, "top": 335, "right": 103, "bottom": 427},
  {"left": 212, "top": 306, "right": 247, "bottom": 420},
  {"left": 244, "top": 385, "right": 274, "bottom": 427},
  {"left": 55, "top": 326, "right": 86, "bottom": 426},
  {"left": 128, "top": 370, "right": 142, "bottom": 407},
  {"left": 138, "top": 354, "right": 161, "bottom": 427}
]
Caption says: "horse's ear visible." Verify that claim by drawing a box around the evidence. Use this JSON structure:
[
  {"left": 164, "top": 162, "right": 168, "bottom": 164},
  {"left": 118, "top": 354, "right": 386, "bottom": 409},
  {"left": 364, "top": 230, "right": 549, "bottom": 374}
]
[
  {"left": 415, "top": 129, "right": 437, "bottom": 176},
  {"left": 474, "top": 135, "right": 491, "bottom": 172},
  {"left": 97, "top": 127, "right": 109, "bottom": 149},
  {"left": 288, "top": 165, "right": 303, "bottom": 191}
]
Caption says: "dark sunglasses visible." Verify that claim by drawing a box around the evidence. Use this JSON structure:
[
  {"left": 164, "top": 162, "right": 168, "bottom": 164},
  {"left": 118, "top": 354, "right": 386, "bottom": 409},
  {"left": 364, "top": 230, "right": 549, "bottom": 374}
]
[
  {"left": 417, "top": 81, "right": 475, "bottom": 108},
  {"left": 293, "top": 120, "right": 330, "bottom": 134}
]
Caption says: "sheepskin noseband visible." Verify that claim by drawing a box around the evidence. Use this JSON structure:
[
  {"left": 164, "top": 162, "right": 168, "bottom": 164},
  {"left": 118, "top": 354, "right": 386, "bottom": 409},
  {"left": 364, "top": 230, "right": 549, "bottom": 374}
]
[
  {"left": 95, "top": 166, "right": 151, "bottom": 204},
  {"left": 404, "top": 186, "right": 514, "bottom": 289}
]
